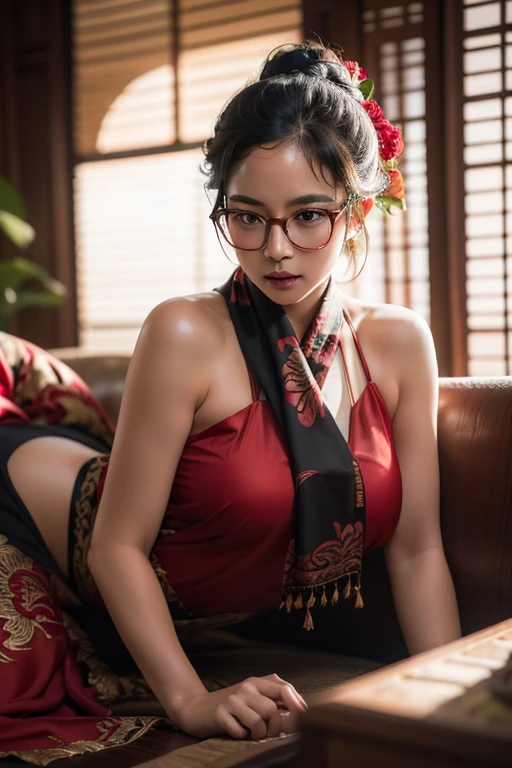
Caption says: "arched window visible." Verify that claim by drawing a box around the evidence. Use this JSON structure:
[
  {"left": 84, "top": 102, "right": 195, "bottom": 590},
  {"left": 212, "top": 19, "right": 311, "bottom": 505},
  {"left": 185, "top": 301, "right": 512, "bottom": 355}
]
[
  {"left": 96, "top": 65, "right": 176, "bottom": 153},
  {"left": 72, "top": 0, "right": 302, "bottom": 351}
]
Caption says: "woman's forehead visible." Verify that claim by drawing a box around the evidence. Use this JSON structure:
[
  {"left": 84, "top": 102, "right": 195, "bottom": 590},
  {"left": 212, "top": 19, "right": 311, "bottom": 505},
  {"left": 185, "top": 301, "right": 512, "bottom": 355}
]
[{"left": 227, "top": 143, "right": 338, "bottom": 202}]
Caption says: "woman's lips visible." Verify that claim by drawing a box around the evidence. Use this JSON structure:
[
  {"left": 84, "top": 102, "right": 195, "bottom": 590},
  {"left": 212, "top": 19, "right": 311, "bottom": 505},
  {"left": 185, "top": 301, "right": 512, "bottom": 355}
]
[{"left": 265, "top": 276, "right": 300, "bottom": 290}]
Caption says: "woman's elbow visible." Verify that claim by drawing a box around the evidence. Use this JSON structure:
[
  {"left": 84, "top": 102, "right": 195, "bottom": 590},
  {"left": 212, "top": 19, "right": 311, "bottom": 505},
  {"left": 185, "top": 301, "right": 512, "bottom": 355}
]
[{"left": 87, "top": 536, "right": 148, "bottom": 576}]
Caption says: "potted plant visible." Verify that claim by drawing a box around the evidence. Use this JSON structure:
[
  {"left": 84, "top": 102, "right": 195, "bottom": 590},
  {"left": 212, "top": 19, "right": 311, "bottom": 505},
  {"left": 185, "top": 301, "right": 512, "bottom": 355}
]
[{"left": 0, "top": 175, "right": 67, "bottom": 332}]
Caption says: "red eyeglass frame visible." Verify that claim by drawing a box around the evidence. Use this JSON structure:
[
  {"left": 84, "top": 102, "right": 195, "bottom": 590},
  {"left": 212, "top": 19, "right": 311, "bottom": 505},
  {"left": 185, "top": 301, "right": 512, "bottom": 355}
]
[{"left": 209, "top": 201, "right": 352, "bottom": 252}]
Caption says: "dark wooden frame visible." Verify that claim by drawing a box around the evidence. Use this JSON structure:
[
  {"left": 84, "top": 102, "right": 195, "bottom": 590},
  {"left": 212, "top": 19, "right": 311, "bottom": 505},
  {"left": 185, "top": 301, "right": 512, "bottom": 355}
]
[
  {"left": 441, "top": 0, "right": 467, "bottom": 376},
  {"left": 0, "top": 0, "right": 77, "bottom": 348},
  {"left": 302, "top": 0, "right": 468, "bottom": 376}
]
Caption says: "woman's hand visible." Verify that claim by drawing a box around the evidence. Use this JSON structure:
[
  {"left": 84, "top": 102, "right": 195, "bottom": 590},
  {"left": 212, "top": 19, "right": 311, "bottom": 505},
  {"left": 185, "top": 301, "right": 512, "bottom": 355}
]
[{"left": 175, "top": 674, "right": 308, "bottom": 741}]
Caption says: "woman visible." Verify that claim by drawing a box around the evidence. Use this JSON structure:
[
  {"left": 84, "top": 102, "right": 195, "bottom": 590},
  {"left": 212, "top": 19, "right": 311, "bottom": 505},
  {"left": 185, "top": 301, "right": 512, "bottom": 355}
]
[{"left": 0, "top": 40, "right": 461, "bottom": 763}]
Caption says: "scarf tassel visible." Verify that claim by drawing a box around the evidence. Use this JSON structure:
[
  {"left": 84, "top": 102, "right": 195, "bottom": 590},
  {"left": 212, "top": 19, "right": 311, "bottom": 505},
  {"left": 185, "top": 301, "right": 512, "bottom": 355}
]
[
  {"left": 354, "top": 574, "right": 364, "bottom": 609},
  {"left": 303, "top": 607, "right": 314, "bottom": 631},
  {"left": 281, "top": 575, "right": 364, "bottom": 630}
]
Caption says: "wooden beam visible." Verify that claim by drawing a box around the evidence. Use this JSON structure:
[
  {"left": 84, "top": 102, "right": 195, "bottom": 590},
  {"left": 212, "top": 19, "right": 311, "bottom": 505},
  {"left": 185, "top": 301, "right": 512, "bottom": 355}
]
[
  {"left": 424, "top": 0, "right": 454, "bottom": 376},
  {"left": 302, "top": 0, "right": 363, "bottom": 62}
]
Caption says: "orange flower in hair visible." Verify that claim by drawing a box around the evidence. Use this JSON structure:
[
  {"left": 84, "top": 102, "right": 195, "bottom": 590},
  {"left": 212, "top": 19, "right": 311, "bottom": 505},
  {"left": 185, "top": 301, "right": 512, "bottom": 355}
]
[
  {"left": 386, "top": 169, "right": 405, "bottom": 202},
  {"left": 343, "top": 58, "right": 407, "bottom": 212}
]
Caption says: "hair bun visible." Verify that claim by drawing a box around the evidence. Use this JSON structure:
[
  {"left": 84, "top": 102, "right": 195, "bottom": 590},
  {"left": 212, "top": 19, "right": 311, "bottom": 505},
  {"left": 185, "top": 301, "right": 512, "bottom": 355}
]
[
  {"left": 259, "top": 46, "right": 362, "bottom": 102},
  {"left": 259, "top": 47, "right": 316, "bottom": 80}
]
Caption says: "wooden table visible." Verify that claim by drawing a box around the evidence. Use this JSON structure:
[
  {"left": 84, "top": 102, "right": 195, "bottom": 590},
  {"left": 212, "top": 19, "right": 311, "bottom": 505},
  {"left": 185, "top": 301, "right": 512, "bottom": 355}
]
[{"left": 300, "top": 619, "right": 512, "bottom": 768}]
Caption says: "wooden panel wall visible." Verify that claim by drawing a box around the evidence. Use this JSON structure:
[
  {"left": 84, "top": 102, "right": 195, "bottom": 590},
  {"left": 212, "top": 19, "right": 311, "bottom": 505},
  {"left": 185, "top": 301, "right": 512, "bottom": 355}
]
[
  {"left": 302, "top": 1, "right": 462, "bottom": 376},
  {"left": 0, "top": 0, "right": 76, "bottom": 348},
  {"left": 303, "top": 0, "right": 363, "bottom": 62}
]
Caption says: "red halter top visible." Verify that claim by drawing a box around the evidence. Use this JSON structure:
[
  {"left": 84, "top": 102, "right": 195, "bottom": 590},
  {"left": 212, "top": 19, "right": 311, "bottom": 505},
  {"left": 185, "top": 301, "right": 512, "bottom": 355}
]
[{"left": 159, "top": 318, "right": 402, "bottom": 618}]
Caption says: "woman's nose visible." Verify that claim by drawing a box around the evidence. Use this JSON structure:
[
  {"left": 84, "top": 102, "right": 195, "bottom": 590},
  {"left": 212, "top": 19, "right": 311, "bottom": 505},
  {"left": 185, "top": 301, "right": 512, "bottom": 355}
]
[{"left": 263, "top": 221, "right": 295, "bottom": 260}]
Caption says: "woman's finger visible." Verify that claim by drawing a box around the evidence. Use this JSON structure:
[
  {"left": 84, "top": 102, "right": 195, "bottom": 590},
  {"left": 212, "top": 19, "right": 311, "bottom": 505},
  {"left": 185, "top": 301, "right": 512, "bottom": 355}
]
[
  {"left": 236, "top": 686, "right": 283, "bottom": 739},
  {"left": 265, "top": 706, "right": 287, "bottom": 739},
  {"left": 273, "top": 681, "right": 308, "bottom": 715},
  {"left": 248, "top": 676, "right": 308, "bottom": 711},
  {"left": 225, "top": 696, "right": 269, "bottom": 741},
  {"left": 216, "top": 704, "right": 251, "bottom": 740}
]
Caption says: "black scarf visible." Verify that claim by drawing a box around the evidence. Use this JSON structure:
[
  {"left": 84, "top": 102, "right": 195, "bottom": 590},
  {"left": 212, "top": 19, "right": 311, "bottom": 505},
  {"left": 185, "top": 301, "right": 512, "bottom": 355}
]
[{"left": 216, "top": 268, "right": 366, "bottom": 629}]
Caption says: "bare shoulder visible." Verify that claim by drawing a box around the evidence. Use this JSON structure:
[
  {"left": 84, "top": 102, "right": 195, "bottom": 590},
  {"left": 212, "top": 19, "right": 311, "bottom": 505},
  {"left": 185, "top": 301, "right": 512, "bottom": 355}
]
[
  {"left": 122, "top": 291, "right": 231, "bottom": 416},
  {"left": 343, "top": 296, "right": 437, "bottom": 387},
  {"left": 344, "top": 296, "right": 435, "bottom": 359},
  {"left": 137, "top": 290, "right": 230, "bottom": 361}
]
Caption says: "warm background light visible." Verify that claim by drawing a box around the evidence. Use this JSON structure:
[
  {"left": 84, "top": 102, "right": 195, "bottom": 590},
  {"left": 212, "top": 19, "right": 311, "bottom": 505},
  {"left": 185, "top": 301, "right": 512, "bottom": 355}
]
[{"left": 72, "top": 0, "right": 512, "bottom": 375}]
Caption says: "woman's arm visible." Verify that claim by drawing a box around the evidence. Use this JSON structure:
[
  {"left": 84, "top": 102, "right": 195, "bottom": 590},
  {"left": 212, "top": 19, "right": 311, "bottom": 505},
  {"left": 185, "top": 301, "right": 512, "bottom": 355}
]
[
  {"left": 381, "top": 309, "right": 461, "bottom": 655},
  {"left": 87, "top": 297, "right": 306, "bottom": 738},
  {"left": 88, "top": 298, "right": 214, "bottom": 719}
]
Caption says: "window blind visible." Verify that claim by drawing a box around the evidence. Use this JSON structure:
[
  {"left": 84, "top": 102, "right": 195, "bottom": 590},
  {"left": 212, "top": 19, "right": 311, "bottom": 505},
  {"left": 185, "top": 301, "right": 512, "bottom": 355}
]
[
  {"left": 74, "top": 0, "right": 175, "bottom": 156},
  {"left": 462, "top": 0, "right": 512, "bottom": 374},
  {"left": 72, "top": 0, "right": 301, "bottom": 351}
]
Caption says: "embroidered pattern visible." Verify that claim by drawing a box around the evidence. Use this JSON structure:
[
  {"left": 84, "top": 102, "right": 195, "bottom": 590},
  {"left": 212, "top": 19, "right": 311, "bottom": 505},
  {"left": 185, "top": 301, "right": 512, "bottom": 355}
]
[
  {"left": 0, "top": 332, "right": 115, "bottom": 446},
  {"left": 295, "top": 469, "right": 319, "bottom": 489},
  {"left": 71, "top": 455, "right": 110, "bottom": 605},
  {"left": 283, "top": 521, "right": 364, "bottom": 588},
  {"left": 62, "top": 611, "right": 156, "bottom": 707},
  {"left": 0, "top": 535, "right": 61, "bottom": 663},
  {"left": 0, "top": 717, "right": 160, "bottom": 766},
  {"left": 230, "top": 267, "right": 251, "bottom": 305},
  {"left": 278, "top": 337, "right": 325, "bottom": 427}
]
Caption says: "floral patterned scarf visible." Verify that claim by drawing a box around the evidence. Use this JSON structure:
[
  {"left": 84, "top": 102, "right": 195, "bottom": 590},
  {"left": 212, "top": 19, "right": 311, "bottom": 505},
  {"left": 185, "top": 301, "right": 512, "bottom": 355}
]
[{"left": 216, "top": 268, "right": 366, "bottom": 630}]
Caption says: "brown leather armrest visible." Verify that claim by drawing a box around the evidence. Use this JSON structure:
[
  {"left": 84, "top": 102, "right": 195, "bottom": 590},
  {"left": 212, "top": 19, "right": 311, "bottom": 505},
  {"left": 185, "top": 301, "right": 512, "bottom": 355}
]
[{"left": 438, "top": 376, "right": 512, "bottom": 635}]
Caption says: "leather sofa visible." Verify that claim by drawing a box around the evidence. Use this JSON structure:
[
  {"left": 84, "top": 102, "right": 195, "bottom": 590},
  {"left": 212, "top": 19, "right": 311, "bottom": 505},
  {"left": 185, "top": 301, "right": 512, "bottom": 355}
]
[{"left": 50, "top": 349, "right": 512, "bottom": 767}]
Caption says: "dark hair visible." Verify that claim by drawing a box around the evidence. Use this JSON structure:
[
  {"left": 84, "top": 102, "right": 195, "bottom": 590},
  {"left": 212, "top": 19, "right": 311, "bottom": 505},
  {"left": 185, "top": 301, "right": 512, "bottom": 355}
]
[{"left": 202, "top": 49, "right": 390, "bottom": 272}]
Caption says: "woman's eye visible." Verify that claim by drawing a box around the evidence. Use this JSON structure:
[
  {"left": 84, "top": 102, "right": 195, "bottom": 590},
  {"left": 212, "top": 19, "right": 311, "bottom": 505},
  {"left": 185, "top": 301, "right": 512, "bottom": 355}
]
[
  {"left": 235, "top": 212, "right": 261, "bottom": 226},
  {"left": 295, "top": 209, "right": 325, "bottom": 223}
]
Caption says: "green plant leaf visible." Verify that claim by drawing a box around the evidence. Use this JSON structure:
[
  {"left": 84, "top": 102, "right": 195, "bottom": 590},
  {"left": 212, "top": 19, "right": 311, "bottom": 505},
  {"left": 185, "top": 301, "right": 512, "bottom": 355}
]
[
  {"left": 0, "top": 256, "right": 67, "bottom": 295},
  {"left": 359, "top": 79, "right": 375, "bottom": 100},
  {"left": 3, "top": 290, "right": 66, "bottom": 314},
  {"left": 0, "top": 176, "right": 26, "bottom": 219},
  {"left": 375, "top": 195, "right": 407, "bottom": 214},
  {"left": 0, "top": 211, "right": 35, "bottom": 249}
]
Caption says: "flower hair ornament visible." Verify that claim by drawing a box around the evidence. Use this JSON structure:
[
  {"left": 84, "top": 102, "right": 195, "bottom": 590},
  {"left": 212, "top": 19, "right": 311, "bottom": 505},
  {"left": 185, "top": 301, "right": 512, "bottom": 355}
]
[{"left": 260, "top": 41, "right": 406, "bottom": 214}]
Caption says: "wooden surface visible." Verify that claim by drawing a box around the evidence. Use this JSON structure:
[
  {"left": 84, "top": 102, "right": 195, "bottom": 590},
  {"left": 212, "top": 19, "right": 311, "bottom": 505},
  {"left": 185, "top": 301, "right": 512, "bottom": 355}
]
[{"left": 300, "top": 619, "right": 512, "bottom": 768}]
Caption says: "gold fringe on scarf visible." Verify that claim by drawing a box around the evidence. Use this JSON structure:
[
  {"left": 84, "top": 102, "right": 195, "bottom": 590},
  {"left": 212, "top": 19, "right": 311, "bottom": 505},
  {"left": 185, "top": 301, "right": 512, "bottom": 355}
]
[{"left": 279, "top": 572, "right": 364, "bottom": 630}]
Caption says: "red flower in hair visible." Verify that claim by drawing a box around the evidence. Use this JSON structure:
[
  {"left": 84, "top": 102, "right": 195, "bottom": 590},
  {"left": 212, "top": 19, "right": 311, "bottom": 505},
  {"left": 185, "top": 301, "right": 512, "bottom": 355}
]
[
  {"left": 361, "top": 99, "right": 386, "bottom": 130},
  {"left": 362, "top": 101, "right": 404, "bottom": 162},
  {"left": 395, "top": 129, "right": 404, "bottom": 159},
  {"left": 351, "top": 59, "right": 406, "bottom": 211},
  {"left": 343, "top": 60, "right": 368, "bottom": 82},
  {"left": 379, "top": 122, "right": 404, "bottom": 161}
]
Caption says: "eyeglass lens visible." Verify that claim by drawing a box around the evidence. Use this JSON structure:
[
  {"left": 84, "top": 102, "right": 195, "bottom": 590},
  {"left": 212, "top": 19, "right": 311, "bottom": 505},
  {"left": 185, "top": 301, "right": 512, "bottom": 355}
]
[{"left": 218, "top": 211, "right": 335, "bottom": 250}]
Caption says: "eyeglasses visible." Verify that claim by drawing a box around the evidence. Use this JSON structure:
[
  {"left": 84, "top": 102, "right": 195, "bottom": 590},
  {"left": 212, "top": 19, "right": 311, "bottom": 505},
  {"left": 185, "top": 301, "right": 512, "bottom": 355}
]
[{"left": 210, "top": 202, "right": 351, "bottom": 252}]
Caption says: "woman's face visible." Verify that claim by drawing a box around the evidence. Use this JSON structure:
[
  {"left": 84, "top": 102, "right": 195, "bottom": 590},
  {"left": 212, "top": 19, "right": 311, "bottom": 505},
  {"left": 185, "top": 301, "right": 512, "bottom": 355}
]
[{"left": 225, "top": 143, "right": 349, "bottom": 308}]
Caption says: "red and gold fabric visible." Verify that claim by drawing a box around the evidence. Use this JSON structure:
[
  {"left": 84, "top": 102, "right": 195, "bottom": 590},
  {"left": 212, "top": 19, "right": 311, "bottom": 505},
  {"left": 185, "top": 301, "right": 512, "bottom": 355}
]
[{"left": 0, "top": 333, "right": 160, "bottom": 764}]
